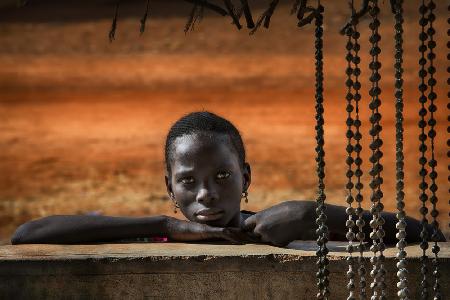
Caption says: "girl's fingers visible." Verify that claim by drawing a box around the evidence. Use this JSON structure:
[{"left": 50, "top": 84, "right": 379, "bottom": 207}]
[
  {"left": 242, "top": 214, "right": 257, "bottom": 231},
  {"left": 221, "top": 228, "right": 245, "bottom": 244},
  {"left": 225, "top": 227, "right": 262, "bottom": 243},
  {"left": 207, "top": 226, "right": 242, "bottom": 244},
  {"left": 243, "top": 231, "right": 262, "bottom": 243}
]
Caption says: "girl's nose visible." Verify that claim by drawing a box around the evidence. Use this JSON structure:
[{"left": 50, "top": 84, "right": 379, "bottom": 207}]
[{"left": 196, "top": 187, "right": 218, "bottom": 205}]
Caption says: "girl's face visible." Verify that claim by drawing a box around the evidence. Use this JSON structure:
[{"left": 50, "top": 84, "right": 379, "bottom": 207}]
[{"left": 165, "top": 132, "right": 251, "bottom": 227}]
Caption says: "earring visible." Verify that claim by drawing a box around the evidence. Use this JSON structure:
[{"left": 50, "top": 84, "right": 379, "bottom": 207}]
[
  {"left": 173, "top": 201, "right": 179, "bottom": 214},
  {"left": 169, "top": 194, "right": 179, "bottom": 213},
  {"left": 242, "top": 191, "right": 249, "bottom": 203}
]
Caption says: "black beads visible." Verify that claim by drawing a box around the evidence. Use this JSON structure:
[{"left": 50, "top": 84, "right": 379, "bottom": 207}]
[
  {"left": 314, "top": 4, "right": 329, "bottom": 300},
  {"left": 344, "top": 3, "right": 362, "bottom": 298},
  {"left": 417, "top": 0, "right": 441, "bottom": 298},
  {"left": 392, "top": 1, "right": 409, "bottom": 299},
  {"left": 345, "top": 3, "right": 360, "bottom": 299},
  {"left": 367, "top": 1, "right": 386, "bottom": 299},
  {"left": 419, "top": 1, "right": 441, "bottom": 299}
]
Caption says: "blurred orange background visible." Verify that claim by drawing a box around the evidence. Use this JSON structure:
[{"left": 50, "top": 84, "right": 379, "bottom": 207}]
[{"left": 0, "top": 0, "right": 448, "bottom": 243}]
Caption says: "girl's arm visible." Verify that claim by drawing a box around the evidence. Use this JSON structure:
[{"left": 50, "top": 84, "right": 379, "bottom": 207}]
[
  {"left": 11, "top": 215, "right": 241, "bottom": 244},
  {"left": 324, "top": 203, "right": 445, "bottom": 244},
  {"left": 243, "top": 200, "right": 446, "bottom": 247}
]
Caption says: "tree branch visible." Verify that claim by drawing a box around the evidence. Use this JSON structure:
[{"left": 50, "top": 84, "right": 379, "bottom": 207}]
[{"left": 184, "top": 0, "right": 228, "bottom": 16}]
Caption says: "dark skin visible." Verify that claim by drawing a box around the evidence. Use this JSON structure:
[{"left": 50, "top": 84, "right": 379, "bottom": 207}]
[{"left": 11, "top": 132, "right": 445, "bottom": 246}]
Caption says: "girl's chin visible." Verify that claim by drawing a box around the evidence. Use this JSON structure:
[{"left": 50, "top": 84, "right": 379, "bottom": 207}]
[{"left": 195, "top": 217, "right": 229, "bottom": 227}]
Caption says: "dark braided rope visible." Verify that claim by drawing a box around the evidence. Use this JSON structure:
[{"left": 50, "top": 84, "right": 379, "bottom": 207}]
[
  {"left": 418, "top": 1, "right": 430, "bottom": 298},
  {"left": 313, "top": 2, "right": 329, "bottom": 299},
  {"left": 392, "top": 1, "right": 409, "bottom": 299},
  {"left": 424, "top": 2, "right": 441, "bottom": 299},
  {"left": 367, "top": 1, "right": 387, "bottom": 299}
]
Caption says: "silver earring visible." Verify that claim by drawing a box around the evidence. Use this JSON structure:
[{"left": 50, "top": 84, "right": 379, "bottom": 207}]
[{"left": 242, "top": 191, "right": 249, "bottom": 203}]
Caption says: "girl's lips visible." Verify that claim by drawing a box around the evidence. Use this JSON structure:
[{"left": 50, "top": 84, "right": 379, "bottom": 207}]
[
  {"left": 195, "top": 208, "right": 224, "bottom": 221},
  {"left": 196, "top": 212, "right": 224, "bottom": 221}
]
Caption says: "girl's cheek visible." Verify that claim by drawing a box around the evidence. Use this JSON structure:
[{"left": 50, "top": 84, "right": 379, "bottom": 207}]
[
  {"left": 174, "top": 186, "right": 195, "bottom": 205},
  {"left": 173, "top": 183, "right": 188, "bottom": 195},
  {"left": 180, "top": 203, "right": 198, "bottom": 221}
]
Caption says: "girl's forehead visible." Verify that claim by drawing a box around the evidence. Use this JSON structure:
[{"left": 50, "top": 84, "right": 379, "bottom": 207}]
[
  {"left": 173, "top": 133, "right": 230, "bottom": 154},
  {"left": 171, "top": 133, "right": 239, "bottom": 164}
]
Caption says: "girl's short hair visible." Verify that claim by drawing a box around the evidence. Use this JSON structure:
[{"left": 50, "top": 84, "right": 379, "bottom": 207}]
[{"left": 165, "top": 111, "right": 246, "bottom": 174}]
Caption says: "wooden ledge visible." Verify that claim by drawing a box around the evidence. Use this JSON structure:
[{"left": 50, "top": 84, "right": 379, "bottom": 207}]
[
  {"left": 1, "top": 241, "right": 449, "bottom": 260},
  {"left": 1, "top": 242, "right": 449, "bottom": 299}
]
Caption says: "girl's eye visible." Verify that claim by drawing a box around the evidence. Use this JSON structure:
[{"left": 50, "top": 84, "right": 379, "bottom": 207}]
[
  {"left": 180, "top": 177, "right": 194, "bottom": 184},
  {"left": 216, "top": 171, "right": 231, "bottom": 180}
]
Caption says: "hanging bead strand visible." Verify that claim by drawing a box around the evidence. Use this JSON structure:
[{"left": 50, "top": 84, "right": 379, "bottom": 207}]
[
  {"left": 367, "top": 1, "right": 387, "bottom": 299},
  {"left": 313, "top": 2, "right": 329, "bottom": 299},
  {"left": 352, "top": 29, "right": 366, "bottom": 300},
  {"left": 418, "top": 1, "right": 430, "bottom": 298},
  {"left": 343, "top": 1, "right": 365, "bottom": 298},
  {"left": 344, "top": 14, "right": 356, "bottom": 300},
  {"left": 348, "top": 10, "right": 366, "bottom": 299},
  {"left": 424, "top": 1, "right": 441, "bottom": 299},
  {"left": 392, "top": 1, "right": 409, "bottom": 299}
]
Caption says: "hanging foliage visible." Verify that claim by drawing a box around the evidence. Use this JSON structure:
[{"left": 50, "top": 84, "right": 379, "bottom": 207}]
[
  {"left": 140, "top": 0, "right": 151, "bottom": 35},
  {"left": 105, "top": 0, "right": 326, "bottom": 39}
]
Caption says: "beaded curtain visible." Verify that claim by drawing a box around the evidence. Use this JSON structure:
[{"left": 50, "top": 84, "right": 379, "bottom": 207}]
[
  {"left": 111, "top": 1, "right": 443, "bottom": 299},
  {"left": 106, "top": 1, "right": 443, "bottom": 299}
]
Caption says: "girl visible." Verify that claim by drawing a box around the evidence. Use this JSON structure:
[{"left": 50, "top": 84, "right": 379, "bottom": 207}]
[{"left": 11, "top": 111, "right": 444, "bottom": 246}]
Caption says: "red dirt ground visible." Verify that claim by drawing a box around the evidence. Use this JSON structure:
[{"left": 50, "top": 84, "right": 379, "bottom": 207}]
[{"left": 0, "top": 1, "right": 448, "bottom": 243}]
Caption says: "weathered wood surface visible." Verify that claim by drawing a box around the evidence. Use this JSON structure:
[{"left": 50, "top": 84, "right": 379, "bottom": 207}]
[{"left": 1, "top": 242, "right": 449, "bottom": 299}]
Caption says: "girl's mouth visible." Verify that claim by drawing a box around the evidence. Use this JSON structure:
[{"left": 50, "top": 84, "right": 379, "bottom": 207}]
[{"left": 195, "top": 208, "right": 224, "bottom": 221}]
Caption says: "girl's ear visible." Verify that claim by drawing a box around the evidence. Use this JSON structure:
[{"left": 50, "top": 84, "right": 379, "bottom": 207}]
[
  {"left": 243, "top": 162, "right": 251, "bottom": 191},
  {"left": 165, "top": 174, "right": 174, "bottom": 198}
]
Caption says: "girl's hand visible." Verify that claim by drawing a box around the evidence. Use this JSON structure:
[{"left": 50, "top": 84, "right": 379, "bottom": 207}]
[
  {"left": 166, "top": 217, "right": 252, "bottom": 244},
  {"left": 242, "top": 201, "right": 317, "bottom": 247}
]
